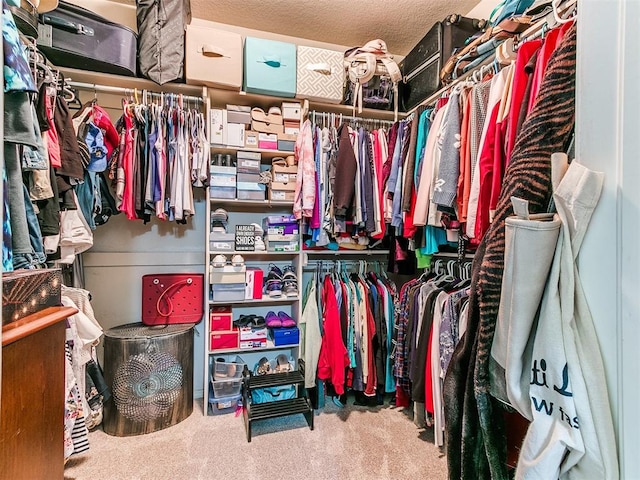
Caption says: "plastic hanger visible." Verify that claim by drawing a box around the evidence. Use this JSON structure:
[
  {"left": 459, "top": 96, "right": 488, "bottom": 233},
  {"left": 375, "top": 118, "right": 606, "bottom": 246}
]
[{"left": 551, "top": 0, "right": 577, "bottom": 25}]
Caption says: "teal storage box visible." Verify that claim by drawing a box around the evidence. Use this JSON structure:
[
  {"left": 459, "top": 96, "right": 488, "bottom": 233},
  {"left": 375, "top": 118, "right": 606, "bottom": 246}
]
[{"left": 244, "top": 37, "right": 297, "bottom": 97}]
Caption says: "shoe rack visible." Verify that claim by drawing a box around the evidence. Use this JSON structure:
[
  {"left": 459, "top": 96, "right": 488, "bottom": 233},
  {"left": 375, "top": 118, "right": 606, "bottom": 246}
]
[{"left": 204, "top": 97, "right": 304, "bottom": 416}]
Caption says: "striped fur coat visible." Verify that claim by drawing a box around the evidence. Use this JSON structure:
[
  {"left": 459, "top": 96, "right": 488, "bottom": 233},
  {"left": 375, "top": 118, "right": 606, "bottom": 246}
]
[{"left": 443, "top": 24, "right": 579, "bottom": 480}]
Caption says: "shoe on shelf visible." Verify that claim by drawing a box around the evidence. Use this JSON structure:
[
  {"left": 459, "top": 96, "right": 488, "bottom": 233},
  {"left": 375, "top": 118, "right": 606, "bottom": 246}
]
[
  {"left": 211, "top": 208, "right": 228, "bottom": 223},
  {"left": 252, "top": 222, "right": 266, "bottom": 251},
  {"left": 212, "top": 254, "right": 227, "bottom": 268},
  {"left": 265, "top": 264, "right": 283, "bottom": 297},
  {"left": 211, "top": 220, "right": 227, "bottom": 234},
  {"left": 277, "top": 311, "right": 296, "bottom": 328},
  {"left": 231, "top": 254, "right": 245, "bottom": 267},
  {"left": 282, "top": 265, "right": 298, "bottom": 297},
  {"left": 265, "top": 311, "right": 282, "bottom": 328},
  {"left": 256, "top": 356, "right": 271, "bottom": 375},
  {"left": 275, "top": 353, "right": 292, "bottom": 373}
]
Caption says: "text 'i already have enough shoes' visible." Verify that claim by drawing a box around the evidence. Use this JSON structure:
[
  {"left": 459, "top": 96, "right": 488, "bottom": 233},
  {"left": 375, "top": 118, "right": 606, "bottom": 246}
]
[
  {"left": 265, "top": 264, "right": 283, "bottom": 298},
  {"left": 282, "top": 265, "right": 298, "bottom": 298}
]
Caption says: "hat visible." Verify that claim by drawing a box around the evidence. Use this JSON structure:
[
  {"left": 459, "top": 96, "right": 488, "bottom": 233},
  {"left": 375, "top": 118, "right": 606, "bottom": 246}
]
[
  {"left": 92, "top": 105, "right": 119, "bottom": 159},
  {"left": 35, "top": 0, "right": 59, "bottom": 14},
  {"left": 84, "top": 122, "right": 108, "bottom": 172}
]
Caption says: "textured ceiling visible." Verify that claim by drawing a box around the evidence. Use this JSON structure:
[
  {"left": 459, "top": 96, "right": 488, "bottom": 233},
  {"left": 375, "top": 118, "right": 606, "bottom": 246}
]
[{"left": 188, "top": 0, "right": 481, "bottom": 55}]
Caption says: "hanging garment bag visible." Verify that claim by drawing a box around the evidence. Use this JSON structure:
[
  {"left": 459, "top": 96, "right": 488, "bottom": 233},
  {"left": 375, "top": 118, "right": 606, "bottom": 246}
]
[
  {"left": 141, "top": 273, "right": 204, "bottom": 325},
  {"left": 38, "top": 1, "right": 137, "bottom": 76},
  {"left": 137, "top": 0, "right": 191, "bottom": 84},
  {"left": 399, "top": 14, "right": 486, "bottom": 111}
]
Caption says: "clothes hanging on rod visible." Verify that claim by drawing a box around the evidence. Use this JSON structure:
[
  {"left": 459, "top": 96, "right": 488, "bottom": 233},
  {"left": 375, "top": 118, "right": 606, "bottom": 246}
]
[
  {"left": 378, "top": 18, "right": 575, "bottom": 276},
  {"left": 304, "top": 259, "right": 397, "bottom": 405},
  {"left": 394, "top": 256, "right": 471, "bottom": 446},
  {"left": 107, "top": 92, "right": 209, "bottom": 223},
  {"left": 296, "top": 110, "right": 393, "bottom": 253}
]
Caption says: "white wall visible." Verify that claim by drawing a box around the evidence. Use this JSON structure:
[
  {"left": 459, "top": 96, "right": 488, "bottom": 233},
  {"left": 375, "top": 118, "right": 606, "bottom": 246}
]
[
  {"left": 466, "top": 0, "right": 497, "bottom": 19},
  {"left": 576, "top": 1, "right": 640, "bottom": 478}
]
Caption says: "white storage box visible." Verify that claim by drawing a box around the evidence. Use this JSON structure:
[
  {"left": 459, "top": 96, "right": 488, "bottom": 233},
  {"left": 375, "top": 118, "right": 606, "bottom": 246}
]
[
  {"left": 186, "top": 23, "right": 242, "bottom": 90},
  {"left": 211, "top": 283, "right": 246, "bottom": 302},
  {"left": 296, "top": 46, "right": 344, "bottom": 104}
]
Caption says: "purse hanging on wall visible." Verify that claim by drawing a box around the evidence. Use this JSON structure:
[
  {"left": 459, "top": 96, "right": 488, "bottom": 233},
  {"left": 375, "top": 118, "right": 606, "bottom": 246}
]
[{"left": 141, "top": 273, "right": 204, "bottom": 325}]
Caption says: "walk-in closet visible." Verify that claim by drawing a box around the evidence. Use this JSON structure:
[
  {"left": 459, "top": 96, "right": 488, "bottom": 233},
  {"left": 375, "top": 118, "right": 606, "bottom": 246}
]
[{"left": 1, "top": 0, "right": 638, "bottom": 479}]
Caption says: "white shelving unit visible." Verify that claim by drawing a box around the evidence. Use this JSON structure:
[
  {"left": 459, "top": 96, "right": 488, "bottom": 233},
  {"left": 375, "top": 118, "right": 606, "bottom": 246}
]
[{"left": 204, "top": 115, "right": 304, "bottom": 413}]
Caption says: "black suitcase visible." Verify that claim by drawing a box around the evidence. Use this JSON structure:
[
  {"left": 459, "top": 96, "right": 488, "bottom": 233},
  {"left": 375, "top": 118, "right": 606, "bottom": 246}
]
[
  {"left": 400, "top": 14, "right": 486, "bottom": 111},
  {"left": 37, "top": 1, "right": 137, "bottom": 77}
]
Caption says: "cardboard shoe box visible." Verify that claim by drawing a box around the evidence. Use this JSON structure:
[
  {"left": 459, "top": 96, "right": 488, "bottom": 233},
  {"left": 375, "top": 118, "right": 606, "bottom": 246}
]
[
  {"left": 210, "top": 306, "right": 233, "bottom": 331},
  {"left": 272, "top": 164, "right": 297, "bottom": 184},
  {"left": 245, "top": 268, "right": 264, "bottom": 300},
  {"left": 226, "top": 105, "right": 252, "bottom": 125},
  {"left": 277, "top": 133, "right": 296, "bottom": 152},
  {"left": 236, "top": 151, "right": 262, "bottom": 174},
  {"left": 258, "top": 133, "right": 278, "bottom": 150},
  {"left": 244, "top": 131, "right": 259, "bottom": 148},
  {"left": 210, "top": 330, "right": 239, "bottom": 350},
  {"left": 271, "top": 326, "right": 300, "bottom": 346}
]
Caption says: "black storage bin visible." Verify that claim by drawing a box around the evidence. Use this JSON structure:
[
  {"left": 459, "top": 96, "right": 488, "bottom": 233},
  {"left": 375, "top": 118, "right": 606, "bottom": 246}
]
[
  {"left": 38, "top": 1, "right": 137, "bottom": 76},
  {"left": 400, "top": 14, "right": 486, "bottom": 111}
]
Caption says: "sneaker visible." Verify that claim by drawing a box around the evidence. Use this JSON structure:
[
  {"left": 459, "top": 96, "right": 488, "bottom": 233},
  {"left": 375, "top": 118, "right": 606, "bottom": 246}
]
[
  {"left": 251, "top": 223, "right": 265, "bottom": 251},
  {"left": 211, "top": 208, "right": 228, "bottom": 223},
  {"left": 231, "top": 254, "right": 245, "bottom": 267},
  {"left": 265, "top": 264, "right": 283, "bottom": 297},
  {"left": 211, "top": 221, "right": 227, "bottom": 234},
  {"left": 282, "top": 265, "right": 298, "bottom": 298},
  {"left": 212, "top": 254, "right": 227, "bottom": 268}
]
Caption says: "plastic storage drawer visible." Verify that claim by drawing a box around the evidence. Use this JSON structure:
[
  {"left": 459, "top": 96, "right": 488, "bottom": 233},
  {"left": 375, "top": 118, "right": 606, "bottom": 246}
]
[
  {"left": 212, "top": 377, "right": 243, "bottom": 397},
  {"left": 208, "top": 385, "right": 242, "bottom": 415},
  {"left": 212, "top": 360, "right": 245, "bottom": 380}
]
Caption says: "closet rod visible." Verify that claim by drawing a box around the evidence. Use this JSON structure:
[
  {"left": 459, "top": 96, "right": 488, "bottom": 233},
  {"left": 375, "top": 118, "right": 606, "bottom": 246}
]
[
  {"left": 309, "top": 110, "right": 395, "bottom": 126},
  {"left": 406, "top": 0, "right": 576, "bottom": 114},
  {"left": 67, "top": 81, "right": 203, "bottom": 103}
]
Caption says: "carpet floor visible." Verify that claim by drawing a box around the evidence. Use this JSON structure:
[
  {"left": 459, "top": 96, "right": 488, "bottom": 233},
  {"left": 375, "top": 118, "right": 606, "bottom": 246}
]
[{"left": 64, "top": 397, "right": 447, "bottom": 480}]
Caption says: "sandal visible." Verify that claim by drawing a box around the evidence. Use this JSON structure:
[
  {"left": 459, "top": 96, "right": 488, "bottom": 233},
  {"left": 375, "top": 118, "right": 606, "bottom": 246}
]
[
  {"left": 256, "top": 357, "right": 271, "bottom": 375},
  {"left": 275, "top": 354, "right": 292, "bottom": 373},
  {"left": 251, "top": 315, "right": 266, "bottom": 328},
  {"left": 233, "top": 314, "right": 254, "bottom": 328}
]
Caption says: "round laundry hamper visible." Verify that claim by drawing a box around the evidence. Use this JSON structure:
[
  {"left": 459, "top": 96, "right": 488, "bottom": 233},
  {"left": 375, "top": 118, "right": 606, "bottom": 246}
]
[{"left": 102, "top": 323, "right": 194, "bottom": 436}]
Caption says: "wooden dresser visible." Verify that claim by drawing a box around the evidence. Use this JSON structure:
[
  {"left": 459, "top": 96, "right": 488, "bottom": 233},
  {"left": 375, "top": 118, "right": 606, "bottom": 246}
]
[{"left": 1, "top": 306, "right": 77, "bottom": 480}]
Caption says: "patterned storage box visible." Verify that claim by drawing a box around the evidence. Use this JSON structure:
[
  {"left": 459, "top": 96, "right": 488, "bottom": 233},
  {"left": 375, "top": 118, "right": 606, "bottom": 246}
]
[
  {"left": 244, "top": 37, "right": 297, "bottom": 98},
  {"left": 296, "top": 46, "right": 344, "bottom": 104}
]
